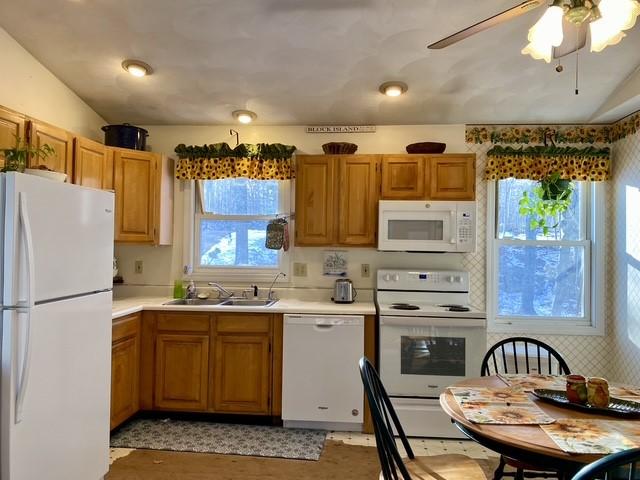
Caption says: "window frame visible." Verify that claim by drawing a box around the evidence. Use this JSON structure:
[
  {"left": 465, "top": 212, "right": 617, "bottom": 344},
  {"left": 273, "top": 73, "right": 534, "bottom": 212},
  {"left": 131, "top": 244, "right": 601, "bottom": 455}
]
[
  {"left": 486, "top": 180, "right": 606, "bottom": 336},
  {"left": 182, "top": 179, "right": 291, "bottom": 283}
]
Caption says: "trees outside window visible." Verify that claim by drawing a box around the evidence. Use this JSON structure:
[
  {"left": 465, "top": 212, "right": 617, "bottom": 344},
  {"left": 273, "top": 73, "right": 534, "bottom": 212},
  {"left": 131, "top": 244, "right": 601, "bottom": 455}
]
[
  {"left": 489, "top": 179, "right": 604, "bottom": 335},
  {"left": 189, "top": 179, "right": 290, "bottom": 279}
]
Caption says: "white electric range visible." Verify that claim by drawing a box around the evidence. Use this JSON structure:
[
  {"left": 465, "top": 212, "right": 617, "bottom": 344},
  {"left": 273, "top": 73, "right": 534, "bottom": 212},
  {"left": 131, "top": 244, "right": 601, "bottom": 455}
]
[{"left": 376, "top": 269, "right": 486, "bottom": 438}]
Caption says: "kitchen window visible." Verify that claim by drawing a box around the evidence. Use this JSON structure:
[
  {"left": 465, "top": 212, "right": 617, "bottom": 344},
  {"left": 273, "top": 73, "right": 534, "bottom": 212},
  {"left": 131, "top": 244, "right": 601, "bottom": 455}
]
[
  {"left": 487, "top": 179, "right": 605, "bottom": 335},
  {"left": 184, "top": 178, "right": 291, "bottom": 281}
]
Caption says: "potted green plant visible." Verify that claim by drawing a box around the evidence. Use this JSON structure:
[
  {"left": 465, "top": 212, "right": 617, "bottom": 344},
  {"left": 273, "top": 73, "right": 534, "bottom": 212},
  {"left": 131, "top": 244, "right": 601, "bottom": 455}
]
[
  {"left": 519, "top": 172, "right": 574, "bottom": 235},
  {"left": 1, "top": 135, "right": 55, "bottom": 173}
]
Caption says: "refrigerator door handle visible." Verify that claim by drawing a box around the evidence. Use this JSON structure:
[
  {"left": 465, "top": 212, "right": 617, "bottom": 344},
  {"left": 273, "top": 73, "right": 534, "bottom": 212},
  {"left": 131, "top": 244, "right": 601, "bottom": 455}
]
[
  {"left": 19, "top": 192, "right": 36, "bottom": 308},
  {"left": 15, "top": 193, "right": 36, "bottom": 423},
  {"left": 15, "top": 309, "right": 32, "bottom": 424}
]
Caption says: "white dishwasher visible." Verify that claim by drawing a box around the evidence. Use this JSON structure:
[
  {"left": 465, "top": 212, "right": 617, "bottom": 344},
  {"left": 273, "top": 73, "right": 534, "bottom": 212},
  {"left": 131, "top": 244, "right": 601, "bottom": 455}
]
[{"left": 282, "top": 314, "right": 364, "bottom": 431}]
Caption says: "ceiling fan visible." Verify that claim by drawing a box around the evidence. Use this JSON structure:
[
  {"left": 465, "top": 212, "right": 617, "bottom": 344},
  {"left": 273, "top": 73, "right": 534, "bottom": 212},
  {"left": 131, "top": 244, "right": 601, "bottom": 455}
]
[{"left": 428, "top": 0, "right": 640, "bottom": 63}]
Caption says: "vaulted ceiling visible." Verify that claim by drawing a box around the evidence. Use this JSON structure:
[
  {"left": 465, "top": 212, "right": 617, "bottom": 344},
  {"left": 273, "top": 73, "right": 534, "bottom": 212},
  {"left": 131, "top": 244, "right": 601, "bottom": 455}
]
[{"left": 1, "top": 0, "right": 639, "bottom": 125}]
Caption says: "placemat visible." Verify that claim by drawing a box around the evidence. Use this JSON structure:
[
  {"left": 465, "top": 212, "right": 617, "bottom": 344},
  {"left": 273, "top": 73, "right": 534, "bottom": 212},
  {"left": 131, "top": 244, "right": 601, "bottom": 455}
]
[
  {"left": 498, "top": 374, "right": 567, "bottom": 392},
  {"left": 450, "top": 387, "right": 555, "bottom": 425},
  {"left": 541, "top": 419, "right": 640, "bottom": 454}
]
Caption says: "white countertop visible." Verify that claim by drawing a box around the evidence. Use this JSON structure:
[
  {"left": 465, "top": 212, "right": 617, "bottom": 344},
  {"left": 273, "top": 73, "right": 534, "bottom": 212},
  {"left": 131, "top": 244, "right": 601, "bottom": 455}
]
[{"left": 112, "top": 296, "right": 377, "bottom": 319}]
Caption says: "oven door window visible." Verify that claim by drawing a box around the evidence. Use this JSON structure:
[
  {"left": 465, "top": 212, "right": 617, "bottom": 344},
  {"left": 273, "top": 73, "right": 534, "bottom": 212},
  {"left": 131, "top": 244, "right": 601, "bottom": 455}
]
[
  {"left": 388, "top": 220, "right": 444, "bottom": 241},
  {"left": 400, "top": 336, "right": 466, "bottom": 376}
]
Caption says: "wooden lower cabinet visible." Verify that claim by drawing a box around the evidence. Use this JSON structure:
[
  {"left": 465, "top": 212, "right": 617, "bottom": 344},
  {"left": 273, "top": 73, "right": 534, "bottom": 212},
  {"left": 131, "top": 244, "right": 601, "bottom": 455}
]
[
  {"left": 139, "top": 311, "right": 276, "bottom": 416},
  {"left": 213, "top": 335, "right": 271, "bottom": 414},
  {"left": 111, "top": 313, "right": 141, "bottom": 430},
  {"left": 154, "top": 333, "right": 210, "bottom": 411}
]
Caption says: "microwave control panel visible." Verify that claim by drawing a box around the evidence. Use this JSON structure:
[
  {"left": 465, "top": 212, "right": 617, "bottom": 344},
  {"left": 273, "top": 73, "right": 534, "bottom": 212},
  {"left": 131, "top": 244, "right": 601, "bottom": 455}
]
[{"left": 456, "top": 208, "right": 475, "bottom": 249}]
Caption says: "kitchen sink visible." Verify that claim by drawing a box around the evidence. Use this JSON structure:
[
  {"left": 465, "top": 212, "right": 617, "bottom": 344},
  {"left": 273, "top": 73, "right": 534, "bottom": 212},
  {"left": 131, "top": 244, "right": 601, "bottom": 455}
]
[
  {"left": 162, "top": 298, "right": 278, "bottom": 307},
  {"left": 163, "top": 298, "right": 227, "bottom": 306},
  {"left": 220, "top": 299, "right": 278, "bottom": 307}
]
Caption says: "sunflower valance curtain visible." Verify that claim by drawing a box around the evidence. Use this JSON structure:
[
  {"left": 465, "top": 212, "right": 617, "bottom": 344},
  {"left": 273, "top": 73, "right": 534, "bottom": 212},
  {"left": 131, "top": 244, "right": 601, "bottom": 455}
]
[
  {"left": 174, "top": 142, "right": 297, "bottom": 180},
  {"left": 485, "top": 146, "right": 611, "bottom": 181}
]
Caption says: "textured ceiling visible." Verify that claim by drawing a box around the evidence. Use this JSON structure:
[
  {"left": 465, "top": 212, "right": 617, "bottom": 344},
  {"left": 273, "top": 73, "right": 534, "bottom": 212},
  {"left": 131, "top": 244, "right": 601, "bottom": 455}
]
[{"left": 1, "top": 0, "right": 639, "bottom": 125}]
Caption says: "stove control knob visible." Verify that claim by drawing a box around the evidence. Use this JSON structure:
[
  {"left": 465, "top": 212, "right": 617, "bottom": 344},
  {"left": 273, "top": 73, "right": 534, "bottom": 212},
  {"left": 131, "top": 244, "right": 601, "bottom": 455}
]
[
  {"left": 383, "top": 274, "right": 391, "bottom": 282},
  {"left": 447, "top": 276, "right": 455, "bottom": 283},
  {"left": 392, "top": 274, "right": 400, "bottom": 282},
  {"left": 454, "top": 276, "right": 463, "bottom": 283}
]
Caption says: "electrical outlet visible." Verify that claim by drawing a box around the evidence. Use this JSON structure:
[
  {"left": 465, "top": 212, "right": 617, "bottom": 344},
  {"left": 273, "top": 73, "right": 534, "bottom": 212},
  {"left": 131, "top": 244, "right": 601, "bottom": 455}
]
[
  {"left": 134, "top": 260, "right": 143, "bottom": 274},
  {"left": 293, "top": 262, "right": 308, "bottom": 277},
  {"left": 361, "top": 264, "right": 370, "bottom": 278}
]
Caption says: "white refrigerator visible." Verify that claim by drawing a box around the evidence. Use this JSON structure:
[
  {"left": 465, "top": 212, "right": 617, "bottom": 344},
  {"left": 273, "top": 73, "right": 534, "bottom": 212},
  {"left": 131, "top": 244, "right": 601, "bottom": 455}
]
[{"left": 0, "top": 173, "right": 114, "bottom": 480}]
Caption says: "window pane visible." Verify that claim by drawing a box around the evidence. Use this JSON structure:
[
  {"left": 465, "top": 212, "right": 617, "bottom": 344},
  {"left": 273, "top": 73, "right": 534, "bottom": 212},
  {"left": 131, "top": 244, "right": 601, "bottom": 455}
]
[
  {"left": 199, "top": 219, "right": 278, "bottom": 267},
  {"left": 497, "top": 179, "right": 583, "bottom": 241},
  {"left": 200, "top": 179, "right": 279, "bottom": 215},
  {"left": 497, "top": 245, "right": 585, "bottom": 318}
]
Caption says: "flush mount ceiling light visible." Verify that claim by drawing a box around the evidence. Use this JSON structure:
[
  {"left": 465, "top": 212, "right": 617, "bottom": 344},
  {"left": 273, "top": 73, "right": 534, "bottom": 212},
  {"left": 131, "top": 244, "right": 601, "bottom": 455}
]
[
  {"left": 428, "top": 0, "right": 640, "bottom": 63},
  {"left": 122, "top": 59, "right": 153, "bottom": 77},
  {"left": 379, "top": 81, "right": 408, "bottom": 97},
  {"left": 232, "top": 110, "right": 257, "bottom": 124}
]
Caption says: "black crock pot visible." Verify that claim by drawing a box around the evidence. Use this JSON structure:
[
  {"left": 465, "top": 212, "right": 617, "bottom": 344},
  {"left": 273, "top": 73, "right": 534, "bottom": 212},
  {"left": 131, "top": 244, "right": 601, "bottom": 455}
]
[{"left": 102, "top": 124, "right": 148, "bottom": 150}]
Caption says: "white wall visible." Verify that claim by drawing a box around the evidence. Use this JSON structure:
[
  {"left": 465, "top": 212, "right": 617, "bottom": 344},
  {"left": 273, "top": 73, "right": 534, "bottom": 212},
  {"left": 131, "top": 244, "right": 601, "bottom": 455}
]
[
  {"left": 0, "top": 28, "right": 105, "bottom": 140},
  {"left": 114, "top": 124, "right": 468, "bottom": 290},
  {"left": 610, "top": 131, "right": 640, "bottom": 384}
]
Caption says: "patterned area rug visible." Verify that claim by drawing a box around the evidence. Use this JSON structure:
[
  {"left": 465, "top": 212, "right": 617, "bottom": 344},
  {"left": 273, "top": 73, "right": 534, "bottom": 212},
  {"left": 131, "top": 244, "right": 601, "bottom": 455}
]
[{"left": 110, "top": 419, "right": 327, "bottom": 461}]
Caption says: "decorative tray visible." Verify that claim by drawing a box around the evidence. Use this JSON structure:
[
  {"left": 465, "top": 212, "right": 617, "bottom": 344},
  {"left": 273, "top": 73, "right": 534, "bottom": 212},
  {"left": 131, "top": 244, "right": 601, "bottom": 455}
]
[{"left": 532, "top": 389, "right": 640, "bottom": 418}]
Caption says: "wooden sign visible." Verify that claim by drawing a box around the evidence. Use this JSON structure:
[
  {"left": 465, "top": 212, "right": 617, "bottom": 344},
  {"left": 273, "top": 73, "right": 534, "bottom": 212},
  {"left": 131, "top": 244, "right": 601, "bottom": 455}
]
[{"left": 306, "top": 125, "right": 376, "bottom": 134}]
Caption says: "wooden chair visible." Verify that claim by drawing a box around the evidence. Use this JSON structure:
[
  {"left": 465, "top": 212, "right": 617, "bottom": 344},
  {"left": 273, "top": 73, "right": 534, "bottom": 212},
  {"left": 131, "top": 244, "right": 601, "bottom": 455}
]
[
  {"left": 481, "top": 337, "right": 571, "bottom": 480},
  {"left": 480, "top": 337, "right": 571, "bottom": 377},
  {"left": 571, "top": 448, "right": 640, "bottom": 480},
  {"left": 358, "top": 357, "right": 488, "bottom": 480}
]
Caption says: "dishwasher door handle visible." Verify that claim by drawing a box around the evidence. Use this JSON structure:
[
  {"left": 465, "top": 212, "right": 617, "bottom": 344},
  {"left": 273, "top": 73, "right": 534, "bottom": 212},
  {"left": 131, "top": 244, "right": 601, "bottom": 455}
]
[{"left": 314, "top": 324, "right": 335, "bottom": 331}]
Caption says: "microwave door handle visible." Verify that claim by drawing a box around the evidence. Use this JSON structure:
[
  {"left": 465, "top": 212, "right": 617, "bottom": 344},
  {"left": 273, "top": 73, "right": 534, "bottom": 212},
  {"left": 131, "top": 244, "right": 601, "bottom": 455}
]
[{"left": 449, "top": 210, "right": 457, "bottom": 244}]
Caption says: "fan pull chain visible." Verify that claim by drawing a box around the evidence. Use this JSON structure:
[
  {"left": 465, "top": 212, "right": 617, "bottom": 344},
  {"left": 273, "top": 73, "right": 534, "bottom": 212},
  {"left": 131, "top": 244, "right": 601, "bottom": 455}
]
[{"left": 575, "top": 28, "right": 580, "bottom": 95}]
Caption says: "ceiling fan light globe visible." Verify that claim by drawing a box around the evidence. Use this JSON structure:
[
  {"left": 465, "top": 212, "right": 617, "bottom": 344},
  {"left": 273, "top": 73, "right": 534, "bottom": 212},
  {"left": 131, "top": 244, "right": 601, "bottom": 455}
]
[
  {"left": 521, "top": 41, "right": 553, "bottom": 63},
  {"left": 527, "top": 5, "right": 565, "bottom": 46},
  {"left": 590, "top": 18, "right": 627, "bottom": 52},
  {"left": 597, "top": 0, "right": 640, "bottom": 31}
]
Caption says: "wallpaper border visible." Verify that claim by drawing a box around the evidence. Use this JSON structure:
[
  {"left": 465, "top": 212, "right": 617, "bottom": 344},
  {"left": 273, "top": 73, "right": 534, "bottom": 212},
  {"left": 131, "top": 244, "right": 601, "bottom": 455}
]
[{"left": 466, "top": 111, "right": 640, "bottom": 145}]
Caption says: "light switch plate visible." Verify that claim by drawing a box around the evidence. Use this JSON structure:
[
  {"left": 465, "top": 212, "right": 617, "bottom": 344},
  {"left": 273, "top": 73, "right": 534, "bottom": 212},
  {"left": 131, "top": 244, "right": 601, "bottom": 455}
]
[
  {"left": 134, "top": 260, "right": 143, "bottom": 274},
  {"left": 293, "top": 262, "right": 308, "bottom": 277},
  {"left": 361, "top": 264, "right": 370, "bottom": 278}
]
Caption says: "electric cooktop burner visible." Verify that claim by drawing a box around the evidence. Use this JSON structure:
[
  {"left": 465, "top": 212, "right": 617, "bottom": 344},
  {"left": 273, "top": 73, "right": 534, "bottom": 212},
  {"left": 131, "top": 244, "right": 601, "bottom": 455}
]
[
  {"left": 439, "top": 304, "right": 471, "bottom": 312},
  {"left": 391, "top": 303, "right": 420, "bottom": 311}
]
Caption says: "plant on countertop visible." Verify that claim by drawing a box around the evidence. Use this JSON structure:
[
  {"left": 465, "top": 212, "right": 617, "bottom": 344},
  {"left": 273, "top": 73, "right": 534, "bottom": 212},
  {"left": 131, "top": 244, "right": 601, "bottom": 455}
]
[
  {"left": 1, "top": 135, "right": 55, "bottom": 173},
  {"left": 519, "top": 172, "right": 575, "bottom": 236}
]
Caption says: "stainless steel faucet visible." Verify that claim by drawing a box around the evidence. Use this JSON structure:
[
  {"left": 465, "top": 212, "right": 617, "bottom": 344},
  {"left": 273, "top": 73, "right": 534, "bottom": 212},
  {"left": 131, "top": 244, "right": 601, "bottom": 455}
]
[
  {"left": 208, "top": 282, "right": 234, "bottom": 298},
  {"left": 267, "top": 272, "right": 286, "bottom": 301}
]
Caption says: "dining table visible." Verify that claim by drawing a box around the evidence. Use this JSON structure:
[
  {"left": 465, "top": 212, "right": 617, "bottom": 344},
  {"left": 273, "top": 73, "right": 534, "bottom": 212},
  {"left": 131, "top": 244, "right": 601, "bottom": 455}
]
[{"left": 440, "top": 376, "right": 640, "bottom": 479}]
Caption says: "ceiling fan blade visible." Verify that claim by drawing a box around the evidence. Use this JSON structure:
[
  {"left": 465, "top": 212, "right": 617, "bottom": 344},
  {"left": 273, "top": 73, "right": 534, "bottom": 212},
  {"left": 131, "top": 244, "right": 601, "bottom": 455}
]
[
  {"left": 427, "top": 0, "right": 545, "bottom": 50},
  {"left": 553, "top": 21, "right": 588, "bottom": 59}
]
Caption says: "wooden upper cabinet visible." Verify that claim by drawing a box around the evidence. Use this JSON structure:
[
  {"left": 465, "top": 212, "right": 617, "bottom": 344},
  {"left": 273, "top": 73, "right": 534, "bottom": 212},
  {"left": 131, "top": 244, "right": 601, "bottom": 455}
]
[
  {"left": 0, "top": 107, "right": 26, "bottom": 170},
  {"left": 28, "top": 120, "right": 73, "bottom": 177},
  {"left": 154, "top": 333, "right": 210, "bottom": 411},
  {"left": 429, "top": 155, "right": 475, "bottom": 200},
  {"left": 113, "top": 148, "right": 157, "bottom": 243},
  {"left": 338, "top": 155, "right": 380, "bottom": 246},
  {"left": 111, "top": 313, "right": 141, "bottom": 430},
  {"left": 112, "top": 147, "right": 173, "bottom": 245},
  {"left": 295, "top": 156, "right": 336, "bottom": 245},
  {"left": 73, "top": 137, "right": 113, "bottom": 190},
  {"left": 381, "top": 155, "right": 426, "bottom": 199},
  {"left": 380, "top": 154, "right": 476, "bottom": 201},
  {"left": 295, "top": 154, "right": 381, "bottom": 247}
]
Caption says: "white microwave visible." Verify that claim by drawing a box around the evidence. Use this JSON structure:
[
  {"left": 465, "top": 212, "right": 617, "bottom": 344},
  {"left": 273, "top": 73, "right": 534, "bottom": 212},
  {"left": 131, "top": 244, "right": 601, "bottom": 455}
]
[{"left": 378, "top": 200, "right": 476, "bottom": 253}]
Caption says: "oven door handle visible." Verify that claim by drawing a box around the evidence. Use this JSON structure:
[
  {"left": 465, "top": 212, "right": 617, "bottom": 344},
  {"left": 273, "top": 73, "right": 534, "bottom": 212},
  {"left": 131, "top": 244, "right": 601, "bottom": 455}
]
[{"left": 380, "top": 316, "right": 486, "bottom": 328}]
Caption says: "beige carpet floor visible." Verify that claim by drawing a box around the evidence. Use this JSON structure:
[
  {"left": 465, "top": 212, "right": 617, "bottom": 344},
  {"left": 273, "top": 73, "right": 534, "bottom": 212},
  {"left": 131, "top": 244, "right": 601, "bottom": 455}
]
[{"left": 107, "top": 440, "right": 499, "bottom": 479}]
